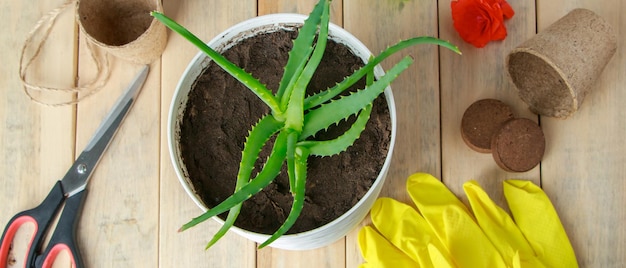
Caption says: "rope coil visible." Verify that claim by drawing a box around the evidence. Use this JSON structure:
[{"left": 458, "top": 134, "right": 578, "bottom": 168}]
[
  {"left": 19, "top": 0, "right": 110, "bottom": 106},
  {"left": 19, "top": 0, "right": 166, "bottom": 106}
]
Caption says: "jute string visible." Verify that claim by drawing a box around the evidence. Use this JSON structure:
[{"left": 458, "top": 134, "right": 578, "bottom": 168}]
[{"left": 19, "top": 0, "right": 111, "bottom": 106}]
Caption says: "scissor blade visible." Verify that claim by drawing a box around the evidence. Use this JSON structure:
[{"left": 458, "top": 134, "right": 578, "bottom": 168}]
[{"left": 61, "top": 65, "right": 149, "bottom": 197}]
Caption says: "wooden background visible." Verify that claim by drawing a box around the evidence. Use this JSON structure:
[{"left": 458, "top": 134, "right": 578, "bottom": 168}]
[{"left": 1, "top": 0, "right": 624, "bottom": 267}]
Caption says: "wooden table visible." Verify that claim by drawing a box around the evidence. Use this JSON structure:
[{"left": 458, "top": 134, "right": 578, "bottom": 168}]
[{"left": 1, "top": 0, "right": 624, "bottom": 267}]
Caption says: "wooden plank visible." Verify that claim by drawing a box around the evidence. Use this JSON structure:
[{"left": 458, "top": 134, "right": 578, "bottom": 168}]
[
  {"left": 258, "top": 0, "right": 343, "bottom": 24},
  {"left": 344, "top": 0, "right": 441, "bottom": 266},
  {"left": 4, "top": 1, "right": 622, "bottom": 267},
  {"left": 74, "top": 43, "right": 160, "bottom": 268},
  {"left": 159, "top": 1, "right": 257, "bottom": 267},
  {"left": 0, "top": 0, "right": 76, "bottom": 267},
  {"left": 255, "top": 1, "right": 346, "bottom": 267},
  {"left": 536, "top": 1, "right": 626, "bottom": 266},
  {"left": 438, "top": 1, "right": 539, "bottom": 205},
  {"left": 257, "top": 241, "right": 345, "bottom": 268},
  {"left": 345, "top": 0, "right": 441, "bottom": 198}
]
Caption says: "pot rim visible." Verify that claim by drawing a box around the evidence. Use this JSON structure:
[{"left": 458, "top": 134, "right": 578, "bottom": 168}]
[{"left": 167, "top": 13, "right": 397, "bottom": 250}]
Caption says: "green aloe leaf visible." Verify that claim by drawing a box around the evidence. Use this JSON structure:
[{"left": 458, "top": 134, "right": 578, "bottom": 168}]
[
  {"left": 366, "top": 59, "right": 375, "bottom": 86},
  {"left": 258, "top": 147, "right": 310, "bottom": 248},
  {"left": 179, "top": 131, "right": 289, "bottom": 232},
  {"left": 237, "top": 115, "right": 284, "bottom": 186},
  {"left": 204, "top": 115, "right": 283, "bottom": 248},
  {"left": 284, "top": 0, "right": 330, "bottom": 132},
  {"left": 304, "top": 36, "right": 461, "bottom": 110},
  {"left": 298, "top": 104, "right": 372, "bottom": 157},
  {"left": 298, "top": 69, "right": 374, "bottom": 157},
  {"left": 276, "top": 0, "right": 329, "bottom": 103},
  {"left": 205, "top": 204, "right": 241, "bottom": 249},
  {"left": 300, "top": 56, "right": 414, "bottom": 139},
  {"left": 286, "top": 130, "right": 298, "bottom": 191},
  {"left": 151, "top": 11, "right": 282, "bottom": 116}
]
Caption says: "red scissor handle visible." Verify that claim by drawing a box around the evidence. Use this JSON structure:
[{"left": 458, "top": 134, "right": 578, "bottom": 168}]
[
  {"left": 1, "top": 182, "right": 64, "bottom": 268},
  {"left": 35, "top": 191, "right": 85, "bottom": 268},
  {"left": 0, "top": 215, "right": 38, "bottom": 267},
  {"left": 40, "top": 242, "right": 77, "bottom": 268}
]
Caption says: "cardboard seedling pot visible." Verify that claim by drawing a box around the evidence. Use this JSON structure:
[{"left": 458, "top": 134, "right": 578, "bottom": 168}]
[
  {"left": 506, "top": 8, "right": 617, "bottom": 118},
  {"left": 77, "top": 0, "right": 167, "bottom": 64}
]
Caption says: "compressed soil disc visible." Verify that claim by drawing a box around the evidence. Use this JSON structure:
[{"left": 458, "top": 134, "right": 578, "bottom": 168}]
[
  {"left": 491, "top": 118, "right": 545, "bottom": 172},
  {"left": 461, "top": 99, "right": 515, "bottom": 153}
]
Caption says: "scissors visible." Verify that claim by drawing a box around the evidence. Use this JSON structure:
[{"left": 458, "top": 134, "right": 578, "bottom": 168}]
[{"left": 0, "top": 65, "right": 149, "bottom": 268}]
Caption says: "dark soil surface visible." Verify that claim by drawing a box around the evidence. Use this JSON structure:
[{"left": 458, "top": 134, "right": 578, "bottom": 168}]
[{"left": 179, "top": 29, "right": 390, "bottom": 234}]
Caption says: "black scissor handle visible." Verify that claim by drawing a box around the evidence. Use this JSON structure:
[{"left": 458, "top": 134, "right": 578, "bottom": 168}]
[
  {"left": 0, "top": 181, "right": 65, "bottom": 268},
  {"left": 35, "top": 191, "right": 85, "bottom": 268}
]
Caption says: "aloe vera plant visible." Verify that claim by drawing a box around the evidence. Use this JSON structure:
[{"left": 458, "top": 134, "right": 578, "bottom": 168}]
[{"left": 153, "top": 0, "right": 460, "bottom": 249}]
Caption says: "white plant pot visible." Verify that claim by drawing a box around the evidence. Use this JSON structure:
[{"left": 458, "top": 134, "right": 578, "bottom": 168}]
[{"left": 167, "top": 13, "right": 397, "bottom": 250}]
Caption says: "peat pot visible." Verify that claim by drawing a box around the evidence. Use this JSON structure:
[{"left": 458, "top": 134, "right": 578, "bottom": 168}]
[{"left": 167, "top": 14, "right": 397, "bottom": 250}]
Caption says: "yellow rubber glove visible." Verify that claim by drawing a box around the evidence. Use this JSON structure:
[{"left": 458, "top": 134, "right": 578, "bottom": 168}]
[{"left": 358, "top": 173, "right": 578, "bottom": 268}]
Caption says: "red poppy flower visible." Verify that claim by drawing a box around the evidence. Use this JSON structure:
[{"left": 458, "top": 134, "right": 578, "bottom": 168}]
[{"left": 451, "top": 0, "right": 515, "bottom": 48}]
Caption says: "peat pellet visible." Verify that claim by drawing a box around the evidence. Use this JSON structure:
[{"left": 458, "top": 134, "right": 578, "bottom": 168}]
[
  {"left": 461, "top": 99, "right": 515, "bottom": 153},
  {"left": 491, "top": 118, "right": 545, "bottom": 172}
]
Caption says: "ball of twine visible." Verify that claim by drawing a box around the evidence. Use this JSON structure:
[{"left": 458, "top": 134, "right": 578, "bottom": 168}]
[{"left": 19, "top": 0, "right": 167, "bottom": 106}]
